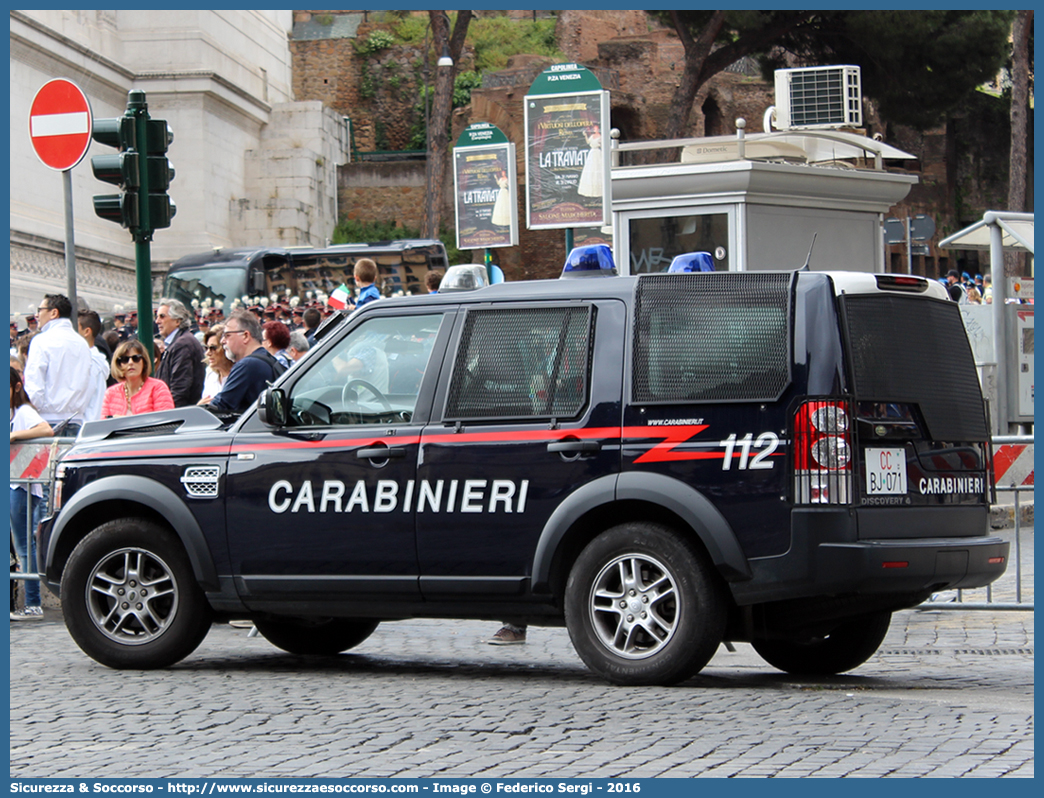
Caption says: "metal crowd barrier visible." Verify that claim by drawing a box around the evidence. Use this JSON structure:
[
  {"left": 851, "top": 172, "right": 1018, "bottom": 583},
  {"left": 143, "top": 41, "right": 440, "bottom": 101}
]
[
  {"left": 918, "top": 434, "right": 1034, "bottom": 611},
  {"left": 9, "top": 437, "right": 76, "bottom": 600}
]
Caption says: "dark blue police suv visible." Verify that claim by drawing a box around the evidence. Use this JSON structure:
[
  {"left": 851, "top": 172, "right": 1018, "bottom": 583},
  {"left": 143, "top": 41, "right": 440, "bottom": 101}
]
[{"left": 39, "top": 266, "right": 1008, "bottom": 685}]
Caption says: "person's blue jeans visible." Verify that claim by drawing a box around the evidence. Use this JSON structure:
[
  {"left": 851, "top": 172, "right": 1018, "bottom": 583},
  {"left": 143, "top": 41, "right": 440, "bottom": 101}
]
[{"left": 10, "top": 487, "right": 43, "bottom": 608}]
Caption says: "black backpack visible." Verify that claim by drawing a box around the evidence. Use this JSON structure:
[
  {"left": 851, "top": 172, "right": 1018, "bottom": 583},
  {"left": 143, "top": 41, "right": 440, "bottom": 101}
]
[{"left": 247, "top": 347, "right": 287, "bottom": 381}]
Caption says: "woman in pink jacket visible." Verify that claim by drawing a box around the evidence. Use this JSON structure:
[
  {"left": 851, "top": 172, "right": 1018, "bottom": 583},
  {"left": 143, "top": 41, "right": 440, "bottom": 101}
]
[{"left": 101, "top": 340, "right": 175, "bottom": 418}]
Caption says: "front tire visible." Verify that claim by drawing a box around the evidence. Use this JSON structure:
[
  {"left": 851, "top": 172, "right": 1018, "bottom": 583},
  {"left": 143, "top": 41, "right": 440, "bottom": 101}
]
[
  {"left": 752, "top": 612, "right": 892, "bottom": 675},
  {"left": 254, "top": 617, "right": 380, "bottom": 655},
  {"left": 565, "top": 523, "right": 727, "bottom": 686},
  {"left": 61, "top": 518, "right": 213, "bottom": 669}
]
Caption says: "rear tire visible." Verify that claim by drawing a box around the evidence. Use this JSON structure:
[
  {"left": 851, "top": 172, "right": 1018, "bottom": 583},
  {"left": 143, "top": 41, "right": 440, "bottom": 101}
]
[
  {"left": 254, "top": 617, "right": 380, "bottom": 655},
  {"left": 565, "top": 522, "right": 727, "bottom": 686},
  {"left": 62, "top": 518, "right": 213, "bottom": 669},
  {"left": 752, "top": 612, "right": 892, "bottom": 675}
]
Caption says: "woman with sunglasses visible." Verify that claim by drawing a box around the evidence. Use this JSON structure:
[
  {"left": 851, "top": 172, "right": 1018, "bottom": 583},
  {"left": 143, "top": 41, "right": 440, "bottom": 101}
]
[
  {"left": 100, "top": 341, "right": 175, "bottom": 418},
  {"left": 198, "top": 324, "right": 234, "bottom": 405}
]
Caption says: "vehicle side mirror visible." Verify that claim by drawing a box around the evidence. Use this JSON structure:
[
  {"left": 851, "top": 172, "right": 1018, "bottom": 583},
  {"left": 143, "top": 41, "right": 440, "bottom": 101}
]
[
  {"left": 258, "top": 388, "right": 288, "bottom": 427},
  {"left": 250, "top": 269, "right": 266, "bottom": 293}
]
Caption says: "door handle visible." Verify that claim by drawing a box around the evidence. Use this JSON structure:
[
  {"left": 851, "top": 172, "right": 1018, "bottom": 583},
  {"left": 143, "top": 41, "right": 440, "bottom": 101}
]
[
  {"left": 547, "top": 440, "right": 601, "bottom": 454},
  {"left": 356, "top": 447, "right": 406, "bottom": 460}
]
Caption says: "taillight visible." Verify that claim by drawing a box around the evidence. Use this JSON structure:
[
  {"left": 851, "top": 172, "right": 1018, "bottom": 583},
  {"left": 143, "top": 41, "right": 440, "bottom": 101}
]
[
  {"left": 875, "top": 275, "right": 928, "bottom": 293},
  {"left": 793, "top": 399, "right": 853, "bottom": 505}
]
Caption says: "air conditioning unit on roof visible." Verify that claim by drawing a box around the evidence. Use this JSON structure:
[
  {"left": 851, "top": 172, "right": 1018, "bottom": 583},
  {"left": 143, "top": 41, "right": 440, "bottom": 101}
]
[{"left": 774, "top": 66, "right": 862, "bottom": 131}]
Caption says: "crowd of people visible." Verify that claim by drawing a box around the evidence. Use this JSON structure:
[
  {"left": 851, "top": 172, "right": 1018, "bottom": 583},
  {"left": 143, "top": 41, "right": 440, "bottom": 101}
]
[
  {"left": 8, "top": 260, "right": 438, "bottom": 620},
  {"left": 944, "top": 270, "right": 991, "bottom": 304}
]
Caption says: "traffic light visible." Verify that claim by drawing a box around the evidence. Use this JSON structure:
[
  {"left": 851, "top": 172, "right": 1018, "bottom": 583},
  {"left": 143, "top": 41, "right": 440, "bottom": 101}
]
[
  {"left": 91, "top": 114, "right": 139, "bottom": 229},
  {"left": 90, "top": 91, "right": 175, "bottom": 239},
  {"left": 144, "top": 118, "right": 176, "bottom": 231}
]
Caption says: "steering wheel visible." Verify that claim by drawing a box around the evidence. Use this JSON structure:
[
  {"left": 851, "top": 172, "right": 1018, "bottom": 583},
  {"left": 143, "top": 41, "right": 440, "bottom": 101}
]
[{"left": 341, "top": 378, "right": 393, "bottom": 415}]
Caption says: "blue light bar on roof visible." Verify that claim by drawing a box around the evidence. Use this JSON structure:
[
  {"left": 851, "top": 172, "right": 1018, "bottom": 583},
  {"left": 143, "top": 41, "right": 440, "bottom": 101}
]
[
  {"left": 561, "top": 244, "right": 617, "bottom": 278},
  {"left": 667, "top": 252, "right": 715, "bottom": 273}
]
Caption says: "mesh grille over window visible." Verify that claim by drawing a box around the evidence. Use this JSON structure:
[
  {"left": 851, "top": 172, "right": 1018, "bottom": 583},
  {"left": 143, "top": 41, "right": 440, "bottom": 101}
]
[
  {"left": 445, "top": 306, "right": 592, "bottom": 421},
  {"left": 843, "top": 295, "right": 988, "bottom": 441},
  {"left": 633, "top": 273, "right": 792, "bottom": 403}
]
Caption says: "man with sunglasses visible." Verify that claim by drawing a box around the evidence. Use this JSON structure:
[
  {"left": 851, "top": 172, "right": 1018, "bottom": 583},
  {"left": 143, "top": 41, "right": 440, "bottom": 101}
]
[
  {"left": 206, "top": 310, "right": 286, "bottom": 414},
  {"left": 155, "top": 298, "right": 205, "bottom": 407},
  {"left": 22, "top": 294, "right": 94, "bottom": 436}
]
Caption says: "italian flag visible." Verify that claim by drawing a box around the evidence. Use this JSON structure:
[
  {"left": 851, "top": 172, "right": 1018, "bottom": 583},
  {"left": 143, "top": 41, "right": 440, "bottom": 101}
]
[{"left": 327, "top": 284, "right": 352, "bottom": 310}]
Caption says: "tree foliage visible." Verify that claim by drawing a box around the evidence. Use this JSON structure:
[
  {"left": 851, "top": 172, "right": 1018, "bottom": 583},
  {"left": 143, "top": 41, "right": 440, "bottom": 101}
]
[
  {"left": 651, "top": 10, "right": 821, "bottom": 146},
  {"left": 653, "top": 10, "right": 1015, "bottom": 141},
  {"left": 761, "top": 11, "right": 1016, "bottom": 130}
]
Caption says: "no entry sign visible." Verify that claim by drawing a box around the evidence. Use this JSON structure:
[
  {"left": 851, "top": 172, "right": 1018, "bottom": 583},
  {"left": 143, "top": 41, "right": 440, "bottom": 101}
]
[{"left": 29, "top": 79, "right": 93, "bottom": 171}]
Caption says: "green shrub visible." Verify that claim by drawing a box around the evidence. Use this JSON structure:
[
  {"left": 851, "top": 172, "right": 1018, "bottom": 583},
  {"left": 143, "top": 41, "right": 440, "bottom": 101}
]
[
  {"left": 453, "top": 71, "right": 483, "bottom": 107},
  {"left": 358, "top": 29, "right": 395, "bottom": 55},
  {"left": 393, "top": 15, "right": 427, "bottom": 44},
  {"left": 332, "top": 218, "right": 413, "bottom": 245},
  {"left": 359, "top": 63, "right": 375, "bottom": 100},
  {"left": 468, "top": 15, "right": 560, "bottom": 72},
  {"left": 389, "top": 13, "right": 562, "bottom": 71}
]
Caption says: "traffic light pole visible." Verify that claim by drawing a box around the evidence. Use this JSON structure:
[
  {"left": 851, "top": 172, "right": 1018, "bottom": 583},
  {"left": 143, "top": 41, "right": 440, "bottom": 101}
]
[
  {"left": 129, "top": 90, "right": 154, "bottom": 357},
  {"left": 134, "top": 237, "right": 154, "bottom": 360},
  {"left": 91, "top": 89, "right": 175, "bottom": 361}
]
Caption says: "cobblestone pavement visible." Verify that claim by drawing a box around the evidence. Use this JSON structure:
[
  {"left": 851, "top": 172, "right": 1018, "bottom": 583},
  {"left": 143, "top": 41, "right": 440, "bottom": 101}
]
[
  {"left": 10, "top": 602, "right": 1032, "bottom": 779},
  {"left": 10, "top": 527, "right": 1034, "bottom": 780}
]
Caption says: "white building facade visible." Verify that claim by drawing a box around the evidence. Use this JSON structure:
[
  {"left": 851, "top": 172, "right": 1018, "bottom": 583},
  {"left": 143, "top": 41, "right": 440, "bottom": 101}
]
[{"left": 10, "top": 10, "right": 346, "bottom": 319}]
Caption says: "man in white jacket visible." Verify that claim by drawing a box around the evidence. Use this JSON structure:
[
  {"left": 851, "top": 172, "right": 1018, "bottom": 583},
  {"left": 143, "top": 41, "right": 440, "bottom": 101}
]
[{"left": 23, "top": 294, "right": 93, "bottom": 435}]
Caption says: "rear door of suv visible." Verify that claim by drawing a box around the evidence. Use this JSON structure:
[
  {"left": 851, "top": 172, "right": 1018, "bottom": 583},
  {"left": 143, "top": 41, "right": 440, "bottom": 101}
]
[{"left": 415, "top": 298, "right": 627, "bottom": 599}]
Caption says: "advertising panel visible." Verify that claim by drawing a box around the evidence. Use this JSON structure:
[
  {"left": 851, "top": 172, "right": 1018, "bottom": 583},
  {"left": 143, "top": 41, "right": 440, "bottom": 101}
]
[
  {"left": 453, "top": 124, "right": 517, "bottom": 250},
  {"left": 525, "top": 64, "right": 610, "bottom": 230}
]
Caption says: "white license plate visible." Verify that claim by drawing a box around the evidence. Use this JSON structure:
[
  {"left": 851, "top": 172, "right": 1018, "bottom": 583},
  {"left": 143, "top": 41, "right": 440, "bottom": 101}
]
[{"left": 866, "top": 448, "right": 907, "bottom": 495}]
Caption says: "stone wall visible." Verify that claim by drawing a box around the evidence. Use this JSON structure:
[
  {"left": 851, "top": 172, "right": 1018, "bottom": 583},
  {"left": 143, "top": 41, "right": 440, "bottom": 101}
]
[
  {"left": 232, "top": 101, "right": 348, "bottom": 247},
  {"left": 338, "top": 161, "right": 426, "bottom": 231},
  {"left": 291, "top": 12, "right": 475, "bottom": 154},
  {"left": 555, "top": 10, "right": 649, "bottom": 65}
]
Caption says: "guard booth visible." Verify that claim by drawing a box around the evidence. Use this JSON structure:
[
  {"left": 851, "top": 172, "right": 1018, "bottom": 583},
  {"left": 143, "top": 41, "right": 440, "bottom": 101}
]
[
  {"left": 608, "top": 126, "right": 919, "bottom": 274},
  {"left": 940, "top": 211, "right": 1034, "bottom": 434}
]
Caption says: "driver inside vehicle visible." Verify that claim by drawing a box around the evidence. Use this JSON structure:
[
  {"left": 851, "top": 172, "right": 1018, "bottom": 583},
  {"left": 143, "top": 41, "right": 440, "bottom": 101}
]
[
  {"left": 287, "top": 315, "right": 440, "bottom": 427},
  {"left": 331, "top": 329, "right": 389, "bottom": 393}
]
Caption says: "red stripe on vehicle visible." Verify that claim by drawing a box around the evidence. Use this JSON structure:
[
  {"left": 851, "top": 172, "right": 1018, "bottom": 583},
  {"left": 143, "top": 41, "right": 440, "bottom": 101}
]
[
  {"left": 60, "top": 425, "right": 734, "bottom": 462},
  {"left": 624, "top": 425, "right": 720, "bottom": 463},
  {"left": 63, "top": 445, "right": 230, "bottom": 461}
]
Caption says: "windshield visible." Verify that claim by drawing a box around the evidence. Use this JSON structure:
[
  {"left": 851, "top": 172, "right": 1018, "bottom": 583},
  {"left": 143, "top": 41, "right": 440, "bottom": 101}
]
[{"left": 163, "top": 265, "right": 248, "bottom": 307}]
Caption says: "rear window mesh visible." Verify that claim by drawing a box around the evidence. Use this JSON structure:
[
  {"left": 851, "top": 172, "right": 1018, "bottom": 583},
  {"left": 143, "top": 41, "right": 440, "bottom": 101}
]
[
  {"left": 445, "top": 306, "right": 592, "bottom": 420},
  {"left": 633, "top": 273, "right": 792, "bottom": 403},
  {"left": 843, "top": 295, "right": 987, "bottom": 441}
]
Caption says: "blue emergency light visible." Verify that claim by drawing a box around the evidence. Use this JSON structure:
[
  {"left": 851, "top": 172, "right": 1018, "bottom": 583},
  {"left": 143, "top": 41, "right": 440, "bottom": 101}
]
[
  {"left": 667, "top": 252, "right": 715, "bottom": 273},
  {"left": 561, "top": 245, "right": 617, "bottom": 278}
]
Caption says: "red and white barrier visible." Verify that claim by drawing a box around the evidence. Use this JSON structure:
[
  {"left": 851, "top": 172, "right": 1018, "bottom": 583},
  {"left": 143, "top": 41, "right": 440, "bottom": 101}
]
[
  {"left": 9, "top": 440, "right": 73, "bottom": 482},
  {"left": 993, "top": 443, "right": 1034, "bottom": 488}
]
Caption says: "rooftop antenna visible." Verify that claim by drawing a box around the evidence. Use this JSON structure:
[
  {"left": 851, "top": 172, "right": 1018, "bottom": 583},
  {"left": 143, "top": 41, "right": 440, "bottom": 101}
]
[{"left": 800, "top": 233, "right": 817, "bottom": 271}]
